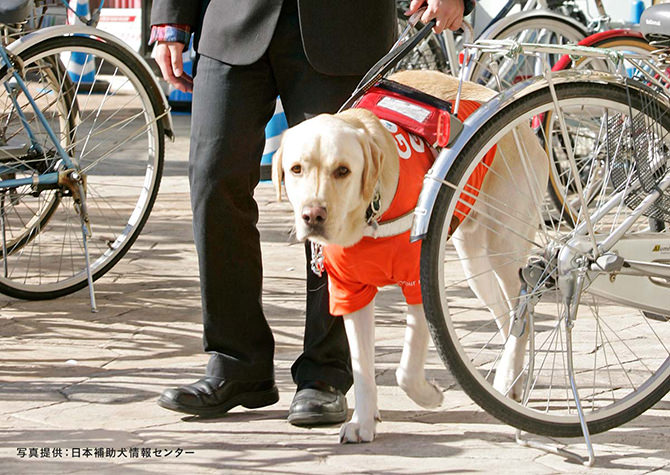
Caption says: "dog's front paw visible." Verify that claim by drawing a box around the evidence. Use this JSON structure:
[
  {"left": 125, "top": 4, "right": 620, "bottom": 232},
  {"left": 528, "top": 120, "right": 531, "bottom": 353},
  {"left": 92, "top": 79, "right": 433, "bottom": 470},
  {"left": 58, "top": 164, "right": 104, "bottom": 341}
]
[
  {"left": 339, "top": 420, "right": 377, "bottom": 444},
  {"left": 396, "top": 369, "right": 444, "bottom": 409}
]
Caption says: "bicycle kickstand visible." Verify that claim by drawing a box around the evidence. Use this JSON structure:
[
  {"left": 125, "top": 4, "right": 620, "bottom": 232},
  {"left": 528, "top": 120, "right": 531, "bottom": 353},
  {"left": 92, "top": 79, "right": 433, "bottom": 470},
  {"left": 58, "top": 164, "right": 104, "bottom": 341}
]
[
  {"left": 70, "top": 172, "right": 98, "bottom": 313},
  {"left": 1, "top": 193, "right": 8, "bottom": 278},
  {"left": 515, "top": 318, "right": 596, "bottom": 466},
  {"left": 516, "top": 366, "right": 596, "bottom": 467},
  {"left": 515, "top": 273, "right": 595, "bottom": 467}
]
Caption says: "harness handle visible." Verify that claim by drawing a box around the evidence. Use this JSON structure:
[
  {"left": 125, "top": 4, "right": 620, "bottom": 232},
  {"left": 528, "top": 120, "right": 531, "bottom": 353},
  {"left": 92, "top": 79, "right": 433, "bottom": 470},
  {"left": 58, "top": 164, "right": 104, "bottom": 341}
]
[{"left": 339, "top": 15, "right": 437, "bottom": 112}]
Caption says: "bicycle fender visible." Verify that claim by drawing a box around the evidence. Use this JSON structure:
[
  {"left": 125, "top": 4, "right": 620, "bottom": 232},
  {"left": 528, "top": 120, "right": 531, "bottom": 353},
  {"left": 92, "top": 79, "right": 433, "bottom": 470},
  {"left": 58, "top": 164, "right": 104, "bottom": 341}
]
[
  {"left": 552, "top": 29, "right": 646, "bottom": 71},
  {"left": 8, "top": 25, "right": 175, "bottom": 140},
  {"left": 410, "top": 69, "right": 625, "bottom": 242}
]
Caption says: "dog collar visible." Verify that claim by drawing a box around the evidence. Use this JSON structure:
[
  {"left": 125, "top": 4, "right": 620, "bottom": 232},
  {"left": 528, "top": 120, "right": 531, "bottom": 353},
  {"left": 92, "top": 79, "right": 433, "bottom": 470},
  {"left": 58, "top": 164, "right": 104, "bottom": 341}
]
[
  {"left": 363, "top": 211, "right": 414, "bottom": 238},
  {"left": 363, "top": 183, "right": 413, "bottom": 239},
  {"left": 365, "top": 185, "right": 383, "bottom": 225}
]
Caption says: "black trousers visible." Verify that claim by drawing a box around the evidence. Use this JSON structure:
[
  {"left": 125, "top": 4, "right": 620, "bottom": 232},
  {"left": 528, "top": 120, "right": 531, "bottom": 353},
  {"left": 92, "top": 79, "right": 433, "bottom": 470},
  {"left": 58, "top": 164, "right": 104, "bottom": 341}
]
[{"left": 189, "top": 0, "right": 358, "bottom": 392}]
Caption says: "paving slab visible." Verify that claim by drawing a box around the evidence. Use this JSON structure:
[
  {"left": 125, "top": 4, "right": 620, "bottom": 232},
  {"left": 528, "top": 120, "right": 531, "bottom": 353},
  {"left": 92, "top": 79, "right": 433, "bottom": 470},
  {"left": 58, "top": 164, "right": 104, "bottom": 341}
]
[{"left": 1, "top": 112, "right": 669, "bottom": 474}]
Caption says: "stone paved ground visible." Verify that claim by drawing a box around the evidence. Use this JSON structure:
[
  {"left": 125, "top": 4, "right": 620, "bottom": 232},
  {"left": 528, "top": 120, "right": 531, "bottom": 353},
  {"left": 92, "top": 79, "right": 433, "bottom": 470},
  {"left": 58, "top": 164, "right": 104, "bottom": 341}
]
[{"left": 1, "top": 113, "right": 669, "bottom": 474}]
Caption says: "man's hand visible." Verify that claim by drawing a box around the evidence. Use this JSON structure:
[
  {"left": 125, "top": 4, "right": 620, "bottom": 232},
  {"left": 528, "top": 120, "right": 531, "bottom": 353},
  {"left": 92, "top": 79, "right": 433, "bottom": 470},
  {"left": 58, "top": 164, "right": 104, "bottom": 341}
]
[
  {"left": 405, "top": 0, "right": 465, "bottom": 34},
  {"left": 154, "top": 41, "right": 193, "bottom": 93}
]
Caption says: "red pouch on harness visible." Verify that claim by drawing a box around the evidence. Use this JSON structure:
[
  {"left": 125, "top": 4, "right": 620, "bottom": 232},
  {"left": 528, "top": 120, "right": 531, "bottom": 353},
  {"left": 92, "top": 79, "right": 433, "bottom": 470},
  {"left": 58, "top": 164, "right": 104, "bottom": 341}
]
[
  {"left": 354, "top": 80, "right": 457, "bottom": 148},
  {"left": 355, "top": 80, "right": 497, "bottom": 230}
]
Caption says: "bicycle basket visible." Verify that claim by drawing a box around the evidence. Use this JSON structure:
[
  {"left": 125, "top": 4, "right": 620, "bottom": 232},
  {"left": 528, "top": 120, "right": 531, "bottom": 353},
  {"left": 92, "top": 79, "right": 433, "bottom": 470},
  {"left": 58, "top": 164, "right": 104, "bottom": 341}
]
[{"left": 608, "top": 83, "right": 670, "bottom": 222}]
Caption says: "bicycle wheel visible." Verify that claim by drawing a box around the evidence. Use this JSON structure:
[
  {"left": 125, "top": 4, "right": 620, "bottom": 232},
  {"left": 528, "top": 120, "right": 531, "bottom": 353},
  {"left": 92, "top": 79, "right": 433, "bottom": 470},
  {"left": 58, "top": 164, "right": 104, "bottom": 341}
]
[
  {"left": 467, "top": 15, "right": 586, "bottom": 90},
  {"left": 0, "top": 35, "right": 165, "bottom": 299},
  {"left": 421, "top": 80, "right": 670, "bottom": 436},
  {"left": 394, "top": 6, "right": 449, "bottom": 72},
  {"left": 546, "top": 35, "right": 663, "bottom": 223}
]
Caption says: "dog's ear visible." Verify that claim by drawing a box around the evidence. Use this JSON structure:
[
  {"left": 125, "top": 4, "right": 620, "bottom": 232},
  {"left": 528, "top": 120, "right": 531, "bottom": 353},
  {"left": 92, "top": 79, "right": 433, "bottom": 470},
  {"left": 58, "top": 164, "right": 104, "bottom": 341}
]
[
  {"left": 361, "top": 134, "right": 381, "bottom": 202},
  {"left": 271, "top": 141, "right": 284, "bottom": 202},
  {"left": 360, "top": 117, "right": 398, "bottom": 202},
  {"left": 338, "top": 108, "right": 397, "bottom": 202}
]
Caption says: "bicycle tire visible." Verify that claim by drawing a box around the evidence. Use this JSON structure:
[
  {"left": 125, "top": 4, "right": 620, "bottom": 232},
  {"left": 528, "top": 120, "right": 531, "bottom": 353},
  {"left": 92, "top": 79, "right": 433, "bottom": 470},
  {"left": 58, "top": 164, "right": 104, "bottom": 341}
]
[
  {"left": 421, "top": 80, "right": 670, "bottom": 437},
  {"left": 0, "top": 34, "right": 165, "bottom": 299},
  {"left": 467, "top": 15, "right": 587, "bottom": 90},
  {"left": 545, "top": 35, "right": 662, "bottom": 224}
]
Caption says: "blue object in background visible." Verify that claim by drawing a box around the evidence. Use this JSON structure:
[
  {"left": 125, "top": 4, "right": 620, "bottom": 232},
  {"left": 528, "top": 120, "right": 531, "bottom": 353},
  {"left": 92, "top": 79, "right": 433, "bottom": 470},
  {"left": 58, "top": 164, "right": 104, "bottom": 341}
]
[
  {"left": 623, "top": 0, "right": 646, "bottom": 78},
  {"left": 630, "top": 0, "right": 645, "bottom": 24},
  {"left": 67, "top": 0, "right": 96, "bottom": 84},
  {"left": 68, "top": 51, "right": 97, "bottom": 84},
  {"left": 261, "top": 99, "right": 288, "bottom": 179}
]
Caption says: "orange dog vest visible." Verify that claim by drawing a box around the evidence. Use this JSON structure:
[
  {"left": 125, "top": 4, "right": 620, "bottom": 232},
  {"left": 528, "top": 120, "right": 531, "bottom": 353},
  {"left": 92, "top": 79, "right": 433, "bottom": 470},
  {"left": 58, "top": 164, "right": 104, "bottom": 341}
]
[
  {"left": 323, "top": 122, "right": 432, "bottom": 315},
  {"left": 324, "top": 91, "right": 496, "bottom": 316}
]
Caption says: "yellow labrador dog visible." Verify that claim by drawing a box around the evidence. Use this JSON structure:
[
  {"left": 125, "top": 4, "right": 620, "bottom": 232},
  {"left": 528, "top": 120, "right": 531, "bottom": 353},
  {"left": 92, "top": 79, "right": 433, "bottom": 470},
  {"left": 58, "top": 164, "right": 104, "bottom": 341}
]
[{"left": 273, "top": 70, "right": 549, "bottom": 443}]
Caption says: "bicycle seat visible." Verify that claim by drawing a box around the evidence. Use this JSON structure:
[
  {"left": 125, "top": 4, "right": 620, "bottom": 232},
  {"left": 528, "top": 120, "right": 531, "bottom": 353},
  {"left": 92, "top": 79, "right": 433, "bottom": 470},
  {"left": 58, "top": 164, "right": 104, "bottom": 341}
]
[
  {"left": 640, "top": 3, "right": 670, "bottom": 43},
  {"left": 0, "top": 0, "right": 32, "bottom": 25}
]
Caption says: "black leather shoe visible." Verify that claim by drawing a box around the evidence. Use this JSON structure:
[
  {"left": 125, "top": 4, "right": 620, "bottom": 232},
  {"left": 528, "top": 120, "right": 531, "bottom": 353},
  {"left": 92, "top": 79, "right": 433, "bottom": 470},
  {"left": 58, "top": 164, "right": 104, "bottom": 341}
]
[
  {"left": 157, "top": 378, "right": 279, "bottom": 417},
  {"left": 288, "top": 381, "right": 348, "bottom": 426}
]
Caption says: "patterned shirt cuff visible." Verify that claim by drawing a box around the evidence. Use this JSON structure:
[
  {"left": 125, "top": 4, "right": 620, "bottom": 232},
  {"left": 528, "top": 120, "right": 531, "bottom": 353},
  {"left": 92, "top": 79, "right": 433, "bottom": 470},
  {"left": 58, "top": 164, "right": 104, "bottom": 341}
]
[{"left": 149, "top": 24, "right": 191, "bottom": 46}]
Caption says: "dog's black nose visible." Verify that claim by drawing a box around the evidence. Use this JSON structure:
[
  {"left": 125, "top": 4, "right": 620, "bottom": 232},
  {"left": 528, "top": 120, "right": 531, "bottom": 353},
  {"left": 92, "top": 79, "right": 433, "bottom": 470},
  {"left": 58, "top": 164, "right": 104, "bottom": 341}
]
[{"left": 301, "top": 205, "right": 327, "bottom": 226}]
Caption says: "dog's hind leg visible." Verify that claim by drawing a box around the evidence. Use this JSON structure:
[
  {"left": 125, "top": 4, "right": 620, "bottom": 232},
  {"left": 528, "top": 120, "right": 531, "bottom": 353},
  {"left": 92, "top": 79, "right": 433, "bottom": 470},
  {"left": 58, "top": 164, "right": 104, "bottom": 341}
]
[
  {"left": 488, "top": 179, "right": 545, "bottom": 401},
  {"left": 488, "top": 209, "right": 539, "bottom": 401},
  {"left": 494, "top": 327, "right": 529, "bottom": 401},
  {"left": 395, "top": 303, "right": 443, "bottom": 409},
  {"left": 340, "top": 300, "right": 381, "bottom": 443},
  {"left": 453, "top": 229, "right": 513, "bottom": 336},
  {"left": 491, "top": 257, "right": 530, "bottom": 401},
  {"left": 455, "top": 226, "right": 528, "bottom": 401}
]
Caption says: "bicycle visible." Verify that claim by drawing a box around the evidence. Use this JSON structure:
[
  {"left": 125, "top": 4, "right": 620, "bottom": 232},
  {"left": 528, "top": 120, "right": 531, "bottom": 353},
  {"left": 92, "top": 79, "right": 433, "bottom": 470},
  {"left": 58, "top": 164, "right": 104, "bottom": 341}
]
[
  {"left": 470, "top": 9, "right": 670, "bottom": 248},
  {"left": 441, "top": 1, "right": 668, "bottom": 239},
  {"left": 409, "top": 3, "right": 670, "bottom": 465},
  {"left": 0, "top": 0, "right": 173, "bottom": 310}
]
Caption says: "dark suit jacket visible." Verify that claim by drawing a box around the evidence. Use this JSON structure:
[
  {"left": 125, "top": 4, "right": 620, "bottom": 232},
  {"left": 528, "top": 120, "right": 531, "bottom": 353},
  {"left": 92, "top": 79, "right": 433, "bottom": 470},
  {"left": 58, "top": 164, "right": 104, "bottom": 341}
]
[{"left": 150, "top": 0, "right": 397, "bottom": 76}]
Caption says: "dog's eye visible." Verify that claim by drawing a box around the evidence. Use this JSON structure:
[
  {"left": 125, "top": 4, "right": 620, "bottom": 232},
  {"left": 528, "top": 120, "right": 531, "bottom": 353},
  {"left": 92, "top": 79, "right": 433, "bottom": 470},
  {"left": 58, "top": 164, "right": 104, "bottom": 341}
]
[
  {"left": 334, "top": 166, "right": 350, "bottom": 178},
  {"left": 290, "top": 164, "right": 302, "bottom": 175}
]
